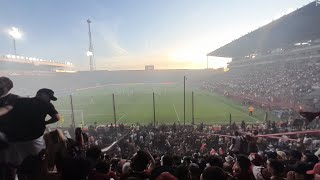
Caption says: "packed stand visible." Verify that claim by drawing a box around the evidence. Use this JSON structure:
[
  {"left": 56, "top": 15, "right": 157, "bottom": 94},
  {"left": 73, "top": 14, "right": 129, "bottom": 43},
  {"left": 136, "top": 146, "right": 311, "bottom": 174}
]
[
  {"left": 203, "top": 59, "right": 320, "bottom": 110},
  {"left": 1, "top": 76, "right": 320, "bottom": 180}
]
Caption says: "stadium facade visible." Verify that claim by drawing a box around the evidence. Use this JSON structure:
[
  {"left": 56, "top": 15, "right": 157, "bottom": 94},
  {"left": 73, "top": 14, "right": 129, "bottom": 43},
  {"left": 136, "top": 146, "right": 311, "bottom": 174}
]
[
  {"left": 0, "top": 54, "right": 73, "bottom": 72},
  {"left": 207, "top": 1, "right": 320, "bottom": 110}
]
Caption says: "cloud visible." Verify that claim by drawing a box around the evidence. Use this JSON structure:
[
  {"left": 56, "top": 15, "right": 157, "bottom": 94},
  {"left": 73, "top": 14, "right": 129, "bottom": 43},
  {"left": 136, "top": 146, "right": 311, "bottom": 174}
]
[{"left": 93, "top": 19, "right": 129, "bottom": 57}]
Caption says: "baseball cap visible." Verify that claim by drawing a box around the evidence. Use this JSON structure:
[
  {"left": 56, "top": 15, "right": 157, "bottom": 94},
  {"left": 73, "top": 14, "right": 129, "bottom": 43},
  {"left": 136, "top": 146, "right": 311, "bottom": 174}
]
[
  {"left": 307, "top": 163, "right": 320, "bottom": 175},
  {"left": 36, "top": 88, "right": 57, "bottom": 101}
]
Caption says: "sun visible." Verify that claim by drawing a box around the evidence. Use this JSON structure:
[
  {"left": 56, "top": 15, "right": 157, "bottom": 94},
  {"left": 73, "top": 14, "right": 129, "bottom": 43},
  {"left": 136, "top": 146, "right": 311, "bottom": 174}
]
[{"left": 168, "top": 49, "right": 232, "bottom": 69}]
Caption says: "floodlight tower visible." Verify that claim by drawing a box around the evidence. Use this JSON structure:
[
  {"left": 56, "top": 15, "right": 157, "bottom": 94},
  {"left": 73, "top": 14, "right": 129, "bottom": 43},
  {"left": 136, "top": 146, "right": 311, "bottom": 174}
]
[
  {"left": 9, "top": 27, "right": 22, "bottom": 55},
  {"left": 87, "top": 19, "right": 95, "bottom": 71}
]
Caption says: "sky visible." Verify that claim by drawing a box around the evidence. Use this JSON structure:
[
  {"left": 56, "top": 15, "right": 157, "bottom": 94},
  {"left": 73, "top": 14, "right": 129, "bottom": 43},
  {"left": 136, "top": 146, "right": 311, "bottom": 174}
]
[{"left": 0, "top": 0, "right": 314, "bottom": 71}]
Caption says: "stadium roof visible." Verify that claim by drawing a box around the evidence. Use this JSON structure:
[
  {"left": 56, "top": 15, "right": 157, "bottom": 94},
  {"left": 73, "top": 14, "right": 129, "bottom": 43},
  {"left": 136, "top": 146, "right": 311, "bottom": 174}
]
[{"left": 208, "top": 1, "right": 320, "bottom": 58}]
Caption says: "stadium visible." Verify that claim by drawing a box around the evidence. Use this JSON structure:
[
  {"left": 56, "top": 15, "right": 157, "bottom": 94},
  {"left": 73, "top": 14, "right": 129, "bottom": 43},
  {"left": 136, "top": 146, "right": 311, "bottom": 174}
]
[
  {"left": 2, "top": 1, "right": 320, "bottom": 128},
  {"left": 1, "top": 1, "right": 320, "bottom": 180}
]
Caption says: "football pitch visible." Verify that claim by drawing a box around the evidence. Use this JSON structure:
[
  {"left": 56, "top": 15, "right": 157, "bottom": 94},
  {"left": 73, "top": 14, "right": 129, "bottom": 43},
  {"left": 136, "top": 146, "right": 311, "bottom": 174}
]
[{"left": 53, "top": 83, "right": 277, "bottom": 127}]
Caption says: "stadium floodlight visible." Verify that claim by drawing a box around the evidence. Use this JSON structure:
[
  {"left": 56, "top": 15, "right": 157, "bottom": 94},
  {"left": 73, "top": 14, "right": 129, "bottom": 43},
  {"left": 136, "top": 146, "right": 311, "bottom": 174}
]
[
  {"left": 9, "top": 27, "right": 22, "bottom": 39},
  {"left": 86, "top": 51, "right": 93, "bottom": 56},
  {"left": 9, "top": 27, "right": 22, "bottom": 55}
]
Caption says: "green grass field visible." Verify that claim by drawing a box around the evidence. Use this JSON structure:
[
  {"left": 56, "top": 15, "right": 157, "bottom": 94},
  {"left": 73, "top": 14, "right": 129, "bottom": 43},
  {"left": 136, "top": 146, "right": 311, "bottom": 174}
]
[{"left": 53, "top": 84, "right": 278, "bottom": 127}]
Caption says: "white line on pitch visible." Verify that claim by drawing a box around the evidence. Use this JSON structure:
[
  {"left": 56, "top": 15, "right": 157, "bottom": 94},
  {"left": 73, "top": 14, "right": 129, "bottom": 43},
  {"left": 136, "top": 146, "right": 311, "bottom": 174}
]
[
  {"left": 118, "top": 113, "right": 126, "bottom": 121},
  {"left": 88, "top": 113, "right": 114, "bottom": 116},
  {"left": 173, "top": 104, "right": 180, "bottom": 122},
  {"left": 116, "top": 113, "right": 127, "bottom": 124},
  {"left": 212, "top": 94, "right": 260, "bottom": 121}
]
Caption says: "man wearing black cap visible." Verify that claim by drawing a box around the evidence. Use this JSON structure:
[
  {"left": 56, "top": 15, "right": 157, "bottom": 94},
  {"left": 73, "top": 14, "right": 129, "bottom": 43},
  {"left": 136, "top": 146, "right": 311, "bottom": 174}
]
[
  {"left": 34, "top": 88, "right": 59, "bottom": 125},
  {"left": 2, "top": 88, "right": 61, "bottom": 141},
  {"left": 0, "top": 88, "right": 60, "bottom": 168}
]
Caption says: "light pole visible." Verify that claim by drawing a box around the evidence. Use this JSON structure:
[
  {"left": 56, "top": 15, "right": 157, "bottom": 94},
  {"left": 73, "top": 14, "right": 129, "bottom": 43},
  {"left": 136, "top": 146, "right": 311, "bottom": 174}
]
[
  {"left": 9, "top": 27, "right": 22, "bottom": 55},
  {"left": 87, "top": 19, "right": 94, "bottom": 71}
]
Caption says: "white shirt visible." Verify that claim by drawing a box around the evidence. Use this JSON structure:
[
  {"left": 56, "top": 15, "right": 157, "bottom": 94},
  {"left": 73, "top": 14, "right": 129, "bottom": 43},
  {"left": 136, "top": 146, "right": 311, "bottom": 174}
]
[{"left": 252, "top": 166, "right": 265, "bottom": 180}]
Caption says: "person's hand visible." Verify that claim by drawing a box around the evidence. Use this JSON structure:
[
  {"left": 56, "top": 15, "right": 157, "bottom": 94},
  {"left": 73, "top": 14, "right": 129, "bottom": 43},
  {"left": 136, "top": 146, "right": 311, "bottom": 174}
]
[
  {"left": 144, "top": 147, "right": 155, "bottom": 169},
  {"left": 0, "top": 105, "right": 13, "bottom": 116},
  {"left": 143, "top": 148, "right": 153, "bottom": 159},
  {"left": 300, "top": 112, "right": 319, "bottom": 122}
]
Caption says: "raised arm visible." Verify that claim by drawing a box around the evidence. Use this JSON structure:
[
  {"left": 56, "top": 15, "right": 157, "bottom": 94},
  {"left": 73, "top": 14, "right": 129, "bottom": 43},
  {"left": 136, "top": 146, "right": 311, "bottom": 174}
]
[
  {"left": 0, "top": 105, "right": 13, "bottom": 116},
  {"left": 44, "top": 102, "right": 60, "bottom": 125},
  {"left": 145, "top": 149, "right": 155, "bottom": 170},
  {"left": 44, "top": 113, "right": 61, "bottom": 125}
]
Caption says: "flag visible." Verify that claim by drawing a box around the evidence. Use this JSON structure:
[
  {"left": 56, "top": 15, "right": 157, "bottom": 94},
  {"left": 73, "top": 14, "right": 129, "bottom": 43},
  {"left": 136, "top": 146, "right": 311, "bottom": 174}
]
[
  {"left": 60, "top": 115, "right": 65, "bottom": 124},
  {"left": 101, "top": 132, "right": 129, "bottom": 152}
]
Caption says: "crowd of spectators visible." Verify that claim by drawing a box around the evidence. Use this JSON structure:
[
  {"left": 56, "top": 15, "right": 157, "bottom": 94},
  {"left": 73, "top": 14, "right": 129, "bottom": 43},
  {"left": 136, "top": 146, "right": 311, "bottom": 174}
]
[
  {"left": 203, "top": 59, "right": 320, "bottom": 110},
  {"left": 3, "top": 120, "right": 320, "bottom": 180},
  {"left": 1, "top": 75, "right": 320, "bottom": 180}
]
